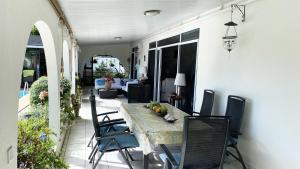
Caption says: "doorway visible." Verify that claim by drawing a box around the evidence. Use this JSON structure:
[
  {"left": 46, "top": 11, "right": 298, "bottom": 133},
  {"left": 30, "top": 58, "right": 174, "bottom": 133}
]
[
  {"left": 160, "top": 46, "right": 178, "bottom": 102},
  {"left": 179, "top": 42, "right": 197, "bottom": 113}
]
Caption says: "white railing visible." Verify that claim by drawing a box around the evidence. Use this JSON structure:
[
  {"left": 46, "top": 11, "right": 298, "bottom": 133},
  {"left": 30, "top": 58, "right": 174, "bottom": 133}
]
[{"left": 23, "top": 81, "right": 29, "bottom": 95}]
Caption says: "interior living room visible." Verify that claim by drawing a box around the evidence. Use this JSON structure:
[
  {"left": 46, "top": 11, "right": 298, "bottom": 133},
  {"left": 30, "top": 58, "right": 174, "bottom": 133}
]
[{"left": 0, "top": 0, "right": 299, "bottom": 169}]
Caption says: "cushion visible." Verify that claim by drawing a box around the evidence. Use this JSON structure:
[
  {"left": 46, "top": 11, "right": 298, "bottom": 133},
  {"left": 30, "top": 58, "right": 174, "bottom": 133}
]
[
  {"left": 98, "top": 133, "right": 139, "bottom": 151},
  {"left": 96, "top": 79, "right": 105, "bottom": 86},
  {"left": 113, "top": 78, "right": 121, "bottom": 84},
  {"left": 159, "top": 153, "right": 181, "bottom": 169},
  {"left": 120, "top": 80, "right": 125, "bottom": 86},
  {"left": 99, "top": 124, "right": 129, "bottom": 136}
]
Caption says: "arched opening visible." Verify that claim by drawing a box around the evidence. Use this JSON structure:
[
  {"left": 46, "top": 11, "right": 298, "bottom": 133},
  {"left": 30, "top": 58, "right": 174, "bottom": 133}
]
[
  {"left": 82, "top": 55, "right": 128, "bottom": 85},
  {"left": 62, "top": 40, "right": 71, "bottom": 80},
  {"left": 16, "top": 21, "right": 66, "bottom": 168}
]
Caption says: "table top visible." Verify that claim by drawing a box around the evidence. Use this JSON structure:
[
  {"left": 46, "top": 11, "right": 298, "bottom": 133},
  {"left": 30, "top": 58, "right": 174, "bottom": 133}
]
[{"left": 120, "top": 103, "right": 189, "bottom": 154}]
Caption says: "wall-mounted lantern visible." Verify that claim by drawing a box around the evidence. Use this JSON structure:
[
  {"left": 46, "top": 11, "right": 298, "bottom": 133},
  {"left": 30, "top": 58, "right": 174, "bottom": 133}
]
[{"left": 223, "top": 4, "right": 246, "bottom": 52}]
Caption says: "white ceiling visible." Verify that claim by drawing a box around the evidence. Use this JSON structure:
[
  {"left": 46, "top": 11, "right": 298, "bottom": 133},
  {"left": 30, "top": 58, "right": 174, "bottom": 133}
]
[{"left": 59, "top": 0, "right": 233, "bottom": 44}]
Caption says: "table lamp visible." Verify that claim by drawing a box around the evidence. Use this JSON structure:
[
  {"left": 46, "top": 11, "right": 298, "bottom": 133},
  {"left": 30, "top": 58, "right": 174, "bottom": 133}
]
[
  {"left": 174, "top": 73, "right": 186, "bottom": 96},
  {"left": 139, "top": 66, "right": 147, "bottom": 78}
]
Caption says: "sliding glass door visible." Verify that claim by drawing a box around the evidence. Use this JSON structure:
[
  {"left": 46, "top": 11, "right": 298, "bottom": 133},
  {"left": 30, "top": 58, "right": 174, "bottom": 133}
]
[
  {"left": 147, "top": 28, "right": 199, "bottom": 113},
  {"left": 159, "top": 46, "right": 178, "bottom": 102},
  {"left": 179, "top": 42, "right": 197, "bottom": 113}
]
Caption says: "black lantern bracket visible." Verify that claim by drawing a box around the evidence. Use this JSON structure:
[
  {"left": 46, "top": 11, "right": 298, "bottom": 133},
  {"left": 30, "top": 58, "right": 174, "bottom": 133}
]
[{"left": 231, "top": 4, "right": 246, "bottom": 22}]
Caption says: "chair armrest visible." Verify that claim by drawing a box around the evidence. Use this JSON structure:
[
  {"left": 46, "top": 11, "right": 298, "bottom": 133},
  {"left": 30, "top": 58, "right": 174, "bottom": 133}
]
[
  {"left": 99, "top": 118, "right": 124, "bottom": 124},
  {"left": 97, "top": 111, "right": 118, "bottom": 116},
  {"left": 192, "top": 112, "right": 200, "bottom": 116},
  {"left": 98, "top": 121, "right": 126, "bottom": 128},
  {"left": 160, "top": 144, "right": 179, "bottom": 167},
  {"left": 95, "top": 131, "right": 132, "bottom": 141}
]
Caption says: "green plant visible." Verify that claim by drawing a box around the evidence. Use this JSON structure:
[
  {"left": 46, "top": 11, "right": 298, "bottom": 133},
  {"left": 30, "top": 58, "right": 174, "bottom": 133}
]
[
  {"left": 30, "top": 76, "right": 48, "bottom": 106},
  {"left": 60, "top": 78, "right": 75, "bottom": 126},
  {"left": 94, "top": 61, "right": 114, "bottom": 78},
  {"left": 60, "top": 98, "right": 75, "bottom": 126},
  {"left": 18, "top": 116, "right": 68, "bottom": 169},
  {"left": 113, "top": 72, "right": 126, "bottom": 78},
  {"left": 30, "top": 26, "right": 40, "bottom": 35},
  {"left": 60, "top": 77, "right": 71, "bottom": 96}
]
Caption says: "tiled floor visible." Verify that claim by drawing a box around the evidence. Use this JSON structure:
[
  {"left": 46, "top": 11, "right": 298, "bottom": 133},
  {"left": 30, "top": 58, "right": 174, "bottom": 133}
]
[{"left": 63, "top": 88, "right": 246, "bottom": 169}]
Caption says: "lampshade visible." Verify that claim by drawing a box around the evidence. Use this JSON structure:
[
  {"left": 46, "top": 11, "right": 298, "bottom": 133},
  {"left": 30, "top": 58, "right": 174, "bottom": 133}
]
[
  {"left": 174, "top": 73, "right": 186, "bottom": 86},
  {"left": 140, "top": 66, "right": 147, "bottom": 75}
]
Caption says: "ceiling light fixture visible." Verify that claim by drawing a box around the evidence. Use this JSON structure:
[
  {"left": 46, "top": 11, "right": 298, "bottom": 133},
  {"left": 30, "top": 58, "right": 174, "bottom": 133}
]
[
  {"left": 144, "top": 10, "right": 161, "bottom": 16},
  {"left": 114, "top": 37, "right": 122, "bottom": 40}
]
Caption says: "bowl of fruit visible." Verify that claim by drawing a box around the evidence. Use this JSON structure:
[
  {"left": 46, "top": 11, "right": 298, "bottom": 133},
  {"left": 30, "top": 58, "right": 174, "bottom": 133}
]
[{"left": 146, "top": 101, "right": 168, "bottom": 117}]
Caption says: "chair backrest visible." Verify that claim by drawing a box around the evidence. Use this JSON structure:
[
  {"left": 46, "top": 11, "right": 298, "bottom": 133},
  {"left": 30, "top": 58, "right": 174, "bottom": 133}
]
[
  {"left": 89, "top": 91, "right": 101, "bottom": 138},
  {"left": 199, "top": 89, "right": 215, "bottom": 116},
  {"left": 180, "top": 116, "right": 230, "bottom": 169},
  {"left": 225, "top": 95, "right": 246, "bottom": 135}
]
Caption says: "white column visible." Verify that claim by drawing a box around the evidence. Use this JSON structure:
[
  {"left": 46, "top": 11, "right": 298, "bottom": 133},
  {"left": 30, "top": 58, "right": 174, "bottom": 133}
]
[
  {"left": 63, "top": 40, "right": 71, "bottom": 80},
  {"left": 71, "top": 42, "right": 77, "bottom": 94}
]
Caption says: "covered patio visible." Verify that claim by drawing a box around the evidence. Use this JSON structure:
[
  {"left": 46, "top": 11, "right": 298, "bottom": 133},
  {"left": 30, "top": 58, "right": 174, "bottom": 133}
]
[
  {"left": 62, "top": 88, "right": 242, "bottom": 169},
  {"left": 1, "top": 0, "right": 300, "bottom": 169}
]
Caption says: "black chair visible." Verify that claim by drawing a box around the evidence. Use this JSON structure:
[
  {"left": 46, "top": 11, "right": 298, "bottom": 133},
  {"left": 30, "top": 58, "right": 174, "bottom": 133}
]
[
  {"left": 89, "top": 92, "right": 139, "bottom": 169},
  {"left": 194, "top": 89, "right": 215, "bottom": 116},
  {"left": 160, "top": 116, "right": 230, "bottom": 169},
  {"left": 87, "top": 90, "right": 126, "bottom": 148},
  {"left": 225, "top": 95, "right": 247, "bottom": 169}
]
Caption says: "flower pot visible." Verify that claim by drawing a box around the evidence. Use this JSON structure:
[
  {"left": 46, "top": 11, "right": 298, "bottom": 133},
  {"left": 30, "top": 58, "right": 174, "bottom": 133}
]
[{"left": 105, "top": 81, "right": 112, "bottom": 90}]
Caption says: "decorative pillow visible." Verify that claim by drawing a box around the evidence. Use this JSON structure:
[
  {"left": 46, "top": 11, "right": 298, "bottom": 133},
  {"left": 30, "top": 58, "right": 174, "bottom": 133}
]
[
  {"left": 120, "top": 80, "right": 125, "bottom": 86},
  {"left": 96, "top": 79, "right": 105, "bottom": 86}
]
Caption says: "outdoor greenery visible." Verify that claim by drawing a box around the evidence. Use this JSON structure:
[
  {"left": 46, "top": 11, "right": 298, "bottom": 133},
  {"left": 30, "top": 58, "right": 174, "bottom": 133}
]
[
  {"left": 18, "top": 76, "right": 82, "bottom": 168},
  {"left": 30, "top": 26, "right": 40, "bottom": 35},
  {"left": 29, "top": 76, "right": 75, "bottom": 126},
  {"left": 94, "top": 62, "right": 128, "bottom": 79},
  {"left": 60, "top": 77, "right": 75, "bottom": 126},
  {"left": 18, "top": 107, "right": 68, "bottom": 169},
  {"left": 29, "top": 76, "right": 48, "bottom": 106}
]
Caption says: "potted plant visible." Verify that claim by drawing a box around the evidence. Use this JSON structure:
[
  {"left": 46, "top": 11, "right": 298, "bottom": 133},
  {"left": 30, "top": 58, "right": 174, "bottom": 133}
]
[{"left": 104, "top": 74, "right": 113, "bottom": 90}]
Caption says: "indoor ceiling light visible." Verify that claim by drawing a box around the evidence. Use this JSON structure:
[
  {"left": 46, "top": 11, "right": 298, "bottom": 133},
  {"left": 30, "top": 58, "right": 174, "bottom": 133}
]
[
  {"left": 144, "top": 10, "right": 161, "bottom": 16},
  {"left": 114, "top": 37, "right": 122, "bottom": 40}
]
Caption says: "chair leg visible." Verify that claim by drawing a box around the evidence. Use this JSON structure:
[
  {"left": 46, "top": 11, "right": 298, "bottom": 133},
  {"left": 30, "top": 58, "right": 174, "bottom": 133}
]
[
  {"left": 89, "top": 148, "right": 98, "bottom": 163},
  {"left": 88, "top": 133, "right": 95, "bottom": 147},
  {"left": 227, "top": 145, "right": 247, "bottom": 169},
  {"left": 88, "top": 145, "right": 97, "bottom": 160},
  {"left": 125, "top": 149, "right": 135, "bottom": 161},
  {"left": 114, "top": 140, "right": 133, "bottom": 169},
  {"left": 163, "top": 158, "right": 173, "bottom": 169},
  {"left": 93, "top": 139, "right": 114, "bottom": 169},
  {"left": 93, "top": 152, "right": 104, "bottom": 169}
]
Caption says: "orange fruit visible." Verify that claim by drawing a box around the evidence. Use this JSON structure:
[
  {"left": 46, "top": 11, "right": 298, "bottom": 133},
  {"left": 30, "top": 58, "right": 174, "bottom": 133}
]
[{"left": 155, "top": 108, "right": 161, "bottom": 113}]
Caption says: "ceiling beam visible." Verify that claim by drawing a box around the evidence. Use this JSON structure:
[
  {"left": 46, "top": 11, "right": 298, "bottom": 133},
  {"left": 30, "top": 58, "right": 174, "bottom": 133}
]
[{"left": 48, "top": 0, "right": 74, "bottom": 36}]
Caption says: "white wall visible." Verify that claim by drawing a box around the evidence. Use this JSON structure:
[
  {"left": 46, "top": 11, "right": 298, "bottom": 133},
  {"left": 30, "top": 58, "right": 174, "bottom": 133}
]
[
  {"left": 0, "top": 0, "right": 73, "bottom": 168},
  {"left": 134, "top": 0, "right": 300, "bottom": 168},
  {"left": 79, "top": 43, "right": 131, "bottom": 75}
]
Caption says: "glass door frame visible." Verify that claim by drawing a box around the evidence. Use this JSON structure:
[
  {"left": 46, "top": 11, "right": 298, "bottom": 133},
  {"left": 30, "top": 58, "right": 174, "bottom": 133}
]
[{"left": 149, "top": 39, "right": 199, "bottom": 106}]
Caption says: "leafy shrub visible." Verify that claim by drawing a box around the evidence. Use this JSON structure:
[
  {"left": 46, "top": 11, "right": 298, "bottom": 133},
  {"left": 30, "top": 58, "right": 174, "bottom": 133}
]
[
  {"left": 60, "top": 78, "right": 75, "bottom": 126},
  {"left": 29, "top": 76, "right": 75, "bottom": 127},
  {"left": 60, "top": 77, "right": 71, "bottom": 97},
  {"left": 29, "top": 76, "right": 48, "bottom": 106},
  {"left": 18, "top": 115, "right": 68, "bottom": 169},
  {"left": 60, "top": 98, "right": 75, "bottom": 126}
]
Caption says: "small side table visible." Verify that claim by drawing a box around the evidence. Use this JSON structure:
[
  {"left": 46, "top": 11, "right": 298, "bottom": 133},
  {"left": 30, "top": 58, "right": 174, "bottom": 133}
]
[
  {"left": 98, "top": 89, "right": 118, "bottom": 99},
  {"left": 169, "top": 95, "right": 184, "bottom": 109}
]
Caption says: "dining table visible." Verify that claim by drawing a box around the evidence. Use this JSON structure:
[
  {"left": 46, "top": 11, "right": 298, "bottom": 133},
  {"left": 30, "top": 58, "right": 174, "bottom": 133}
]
[{"left": 119, "top": 103, "right": 190, "bottom": 169}]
